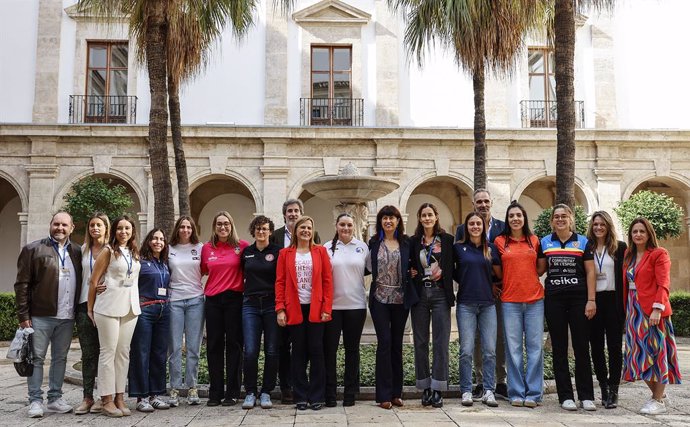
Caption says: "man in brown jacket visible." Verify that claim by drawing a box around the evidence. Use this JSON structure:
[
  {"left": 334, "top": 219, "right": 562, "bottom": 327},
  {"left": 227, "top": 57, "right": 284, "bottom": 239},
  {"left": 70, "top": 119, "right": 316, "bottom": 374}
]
[{"left": 15, "top": 212, "right": 82, "bottom": 418}]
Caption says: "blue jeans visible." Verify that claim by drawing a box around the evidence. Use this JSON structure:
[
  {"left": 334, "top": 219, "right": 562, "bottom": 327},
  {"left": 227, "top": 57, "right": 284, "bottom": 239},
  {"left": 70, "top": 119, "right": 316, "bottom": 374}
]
[
  {"left": 128, "top": 303, "right": 170, "bottom": 397},
  {"left": 457, "top": 303, "right": 496, "bottom": 393},
  {"left": 168, "top": 295, "right": 205, "bottom": 389},
  {"left": 242, "top": 295, "right": 279, "bottom": 395},
  {"left": 502, "top": 300, "right": 544, "bottom": 402},
  {"left": 27, "top": 317, "right": 74, "bottom": 403},
  {"left": 411, "top": 286, "right": 451, "bottom": 391}
]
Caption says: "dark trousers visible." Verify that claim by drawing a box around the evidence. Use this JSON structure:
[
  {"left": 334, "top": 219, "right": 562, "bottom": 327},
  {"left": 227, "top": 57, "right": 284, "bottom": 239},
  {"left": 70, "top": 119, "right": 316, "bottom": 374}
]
[
  {"left": 128, "top": 303, "right": 170, "bottom": 397},
  {"left": 590, "top": 291, "right": 623, "bottom": 390},
  {"left": 370, "top": 299, "right": 409, "bottom": 403},
  {"left": 289, "top": 304, "right": 326, "bottom": 404},
  {"left": 278, "top": 327, "right": 291, "bottom": 392},
  {"left": 324, "top": 308, "right": 367, "bottom": 401},
  {"left": 76, "top": 303, "right": 100, "bottom": 398},
  {"left": 545, "top": 291, "right": 594, "bottom": 402},
  {"left": 205, "top": 290, "right": 243, "bottom": 401},
  {"left": 242, "top": 295, "right": 279, "bottom": 395}
]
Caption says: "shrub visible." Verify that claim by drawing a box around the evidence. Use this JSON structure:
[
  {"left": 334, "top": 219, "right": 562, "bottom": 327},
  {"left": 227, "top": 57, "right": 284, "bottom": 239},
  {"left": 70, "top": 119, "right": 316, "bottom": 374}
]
[
  {"left": 0, "top": 292, "right": 18, "bottom": 341},
  {"left": 533, "top": 205, "right": 588, "bottom": 238},
  {"left": 62, "top": 176, "right": 134, "bottom": 230},
  {"left": 614, "top": 190, "right": 684, "bottom": 240},
  {"left": 670, "top": 290, "right": 690, "bottom": 337}
]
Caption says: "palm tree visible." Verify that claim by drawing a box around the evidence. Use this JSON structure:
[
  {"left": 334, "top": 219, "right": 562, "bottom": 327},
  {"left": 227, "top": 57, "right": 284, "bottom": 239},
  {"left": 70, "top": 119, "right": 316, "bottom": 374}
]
[
  {"left": 390, "top": 0, "right": 545, "bottom": 189},
  {"left": 166, "top": 0, "right": 257, "bottom": 217},
  {"left": 553, "top": 0, "right": 613, "bottom": 207}
]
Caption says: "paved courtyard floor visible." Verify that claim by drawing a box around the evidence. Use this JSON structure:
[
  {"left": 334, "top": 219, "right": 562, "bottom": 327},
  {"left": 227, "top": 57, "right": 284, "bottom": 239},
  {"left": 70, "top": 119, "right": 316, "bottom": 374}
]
[{"left": 1, "top": 339, "right": 688, "bottom": 426}]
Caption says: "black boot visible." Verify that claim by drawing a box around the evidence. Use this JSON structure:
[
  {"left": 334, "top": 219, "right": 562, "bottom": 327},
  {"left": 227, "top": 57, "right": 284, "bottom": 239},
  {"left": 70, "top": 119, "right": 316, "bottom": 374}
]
[
  {"left": 605, "top": 386, "right": 618, "bottom": 409},
  {"left": 600, "top": 383, "right": 609, "bottom": 406},
  {"left": 431, "top": 390, "right": 443, "bottom": 408},
  {"left": 421, "top": 388, "right": 432, "bottom": 406}
]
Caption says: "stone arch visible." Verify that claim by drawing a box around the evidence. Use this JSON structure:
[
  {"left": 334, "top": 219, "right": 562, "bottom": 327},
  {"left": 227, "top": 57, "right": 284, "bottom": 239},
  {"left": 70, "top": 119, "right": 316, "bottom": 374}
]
[
  {"left": 287, "top": 169, "right": 325, "bottom": 201},
  {"left": 512, "top": 175, "right": 593, "bottom": 229},
  {"left": 53, "top": 168, "right": 146, "bottom": 214},
  {"left": 0, "top": 169, "right": 28, "bottom": 212},
  {"left": 0, "top": 174, "right": 24, "bottom": 292},
  {"left": 189, "top": 173, "right": 258, "bottom": 242},
  {"left": 622, "top": 172, "right": 690, "bottom": 201},
  {"left": 399, "top": 171, "right": 474, "bottom": 212}
]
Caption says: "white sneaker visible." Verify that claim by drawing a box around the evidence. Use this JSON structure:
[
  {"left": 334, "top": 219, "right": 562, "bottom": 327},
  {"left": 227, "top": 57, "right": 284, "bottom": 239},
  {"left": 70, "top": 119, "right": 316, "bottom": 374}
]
[
  {"left": 561, "top": 399, "right": 577, "bottom": 411},
  {"left": 640, "top": 399, "right": 667, "bottom": 415},
  {"left": 136, "top": 400, "right": 154, "bottom": 413},
  {"left": 46, "top": 398, "right": 73, "bottom": 413},
  {"left": 259, "top": 393, "right": 273, "bottom": 409},
  {"left": 27, "top": 401, "right": 44, "bottom": 418},
  {"left": 461, "top": 392, "right": 473, "bottom": 406},
  {"left": 187, "top": 387, "right": 200, "bottom": 405},
  {"left": 149, "top": 396, "right": 170, "bottom": 409},
  {"left": 482, "top": 390, "right": 498, "bottom": 407},
  {"left": 242, "top": 394, "right": 256, "bottom": 409},
  {"left": 168, "top": 389, "right": 179, "bottom": 407},
  {"left": 581, "top": 400, "right": 596, "bottom": 411}
]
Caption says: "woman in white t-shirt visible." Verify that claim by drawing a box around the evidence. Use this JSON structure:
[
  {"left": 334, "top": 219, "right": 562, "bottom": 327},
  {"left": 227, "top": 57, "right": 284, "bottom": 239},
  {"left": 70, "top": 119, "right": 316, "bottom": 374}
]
[
  {"left": 322, "top": 213, "right": 368, "bottom": 407},
  {"left": 167, "top": 216, "right": 205, "bottom": 406}
]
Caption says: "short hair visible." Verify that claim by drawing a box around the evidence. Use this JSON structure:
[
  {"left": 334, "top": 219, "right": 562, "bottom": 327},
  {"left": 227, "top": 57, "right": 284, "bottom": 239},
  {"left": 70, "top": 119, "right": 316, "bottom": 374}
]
[
  {"left": 249, "top": 215, "right": 275, "bottom": 238},
  {"left": 282, "top": 199, "right": 304, "bottom": 216},
  {"left": 374, "top": 205, "right": 406, "bottom": 243},
  {"left": 472, "top": 188, "right": 492, "bottom": 199},
  {"left": 169, "top": 215, "right": 200, "bottom": 246},
  {"left": 140, "top": 228, "right": 169, "bottom": 263},
  {"left": 84, "top": 212, "right": 110, "bottom": 248},
  {"left": 51, "top": 211, "right": 74, "bottom": 225}
]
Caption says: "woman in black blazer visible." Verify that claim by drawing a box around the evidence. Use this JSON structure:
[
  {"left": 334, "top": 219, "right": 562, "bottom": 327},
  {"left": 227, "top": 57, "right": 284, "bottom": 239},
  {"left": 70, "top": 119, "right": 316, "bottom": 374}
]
[
  {"left": 409, "top": 203, "right": 455, "bottom": 408},
  {"left": 367, "top": 205, "right": 418, "bottom": 409},
  {"left": 586, "top": 211, "right": 627, "bottom": 409}
]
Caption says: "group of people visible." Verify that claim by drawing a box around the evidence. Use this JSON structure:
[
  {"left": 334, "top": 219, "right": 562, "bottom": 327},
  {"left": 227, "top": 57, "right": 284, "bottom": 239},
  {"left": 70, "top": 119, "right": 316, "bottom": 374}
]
[{"left": 14, "top": 191, "right": 681, "bottom": 419}]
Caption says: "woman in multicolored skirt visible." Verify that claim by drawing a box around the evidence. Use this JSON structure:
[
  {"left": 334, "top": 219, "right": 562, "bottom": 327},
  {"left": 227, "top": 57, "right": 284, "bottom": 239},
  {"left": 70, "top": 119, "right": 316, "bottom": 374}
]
[{"left": 622, "top": 217, "right": 681, "bottom": 415}]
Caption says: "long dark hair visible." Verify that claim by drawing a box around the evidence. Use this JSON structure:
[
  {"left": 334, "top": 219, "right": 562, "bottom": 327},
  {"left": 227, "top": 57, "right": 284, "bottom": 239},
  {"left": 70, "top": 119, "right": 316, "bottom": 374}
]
[
  {"left": 414, "top": 202, "right": 445, "bottom": 238},
  {"left": 500, "top": 200, "right": 534, "bottom": 249},
  {"left": 586, "top": 210, "right": 618, "bottom": 257},
  {"left": 140, "top": 228, "right": 169, "bottom": 263},
  {"left": 330, "top": 213, "right": 353, "bottom": 256},
  {"left": 109, "top": 215, "right": 139, "bottom": 261},
  {"left": 169, "top": 215, "right": 200, "bottom": 246},
  {"left": 624, "top": 217, "right": 659, "bottom": 265},
  {"left": 375, "top": 205, "right": 405, "bottom": 243},
  {"left": 461, "top": 211, "right": 491, "bottom": 260}
]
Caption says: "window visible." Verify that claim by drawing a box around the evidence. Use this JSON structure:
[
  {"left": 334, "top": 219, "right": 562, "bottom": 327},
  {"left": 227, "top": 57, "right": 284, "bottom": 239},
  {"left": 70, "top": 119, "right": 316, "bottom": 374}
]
[
  {"left": 306, "top": 45, "right": 359, "bottom": 126},
  {"left": 84, "top": 41, "right": 129, "bottom": 123},
  {"left": 528, "top": 47, "right": 555, "bottom": 104}
]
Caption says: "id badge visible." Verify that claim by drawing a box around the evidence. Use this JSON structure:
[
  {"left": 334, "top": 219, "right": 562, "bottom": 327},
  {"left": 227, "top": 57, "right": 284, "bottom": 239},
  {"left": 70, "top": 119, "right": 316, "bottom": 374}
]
[
  {"left": 424, "top": 267, "right": 432, "bottom": 276},
  {"left": 157, "top": 288, "right": 167, "bottom": 297},
  {"left": 596, "top": 272, "right": 607, "bottom": 280},
  {"left": 59, "top": 268, "right": 71, "bottom": 280},
  {"left": 123, "top": 275, "right": 134, "bottom": 287}
]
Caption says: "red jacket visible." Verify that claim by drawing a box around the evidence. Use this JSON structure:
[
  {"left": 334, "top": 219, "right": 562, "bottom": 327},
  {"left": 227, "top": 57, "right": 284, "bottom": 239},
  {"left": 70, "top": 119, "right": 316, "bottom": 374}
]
[
  {"left": 623, "top": 247, "right": 672, "bottom": 317},
  {"left": 275, "top": 245, "right": 333, "bottom": 325}
]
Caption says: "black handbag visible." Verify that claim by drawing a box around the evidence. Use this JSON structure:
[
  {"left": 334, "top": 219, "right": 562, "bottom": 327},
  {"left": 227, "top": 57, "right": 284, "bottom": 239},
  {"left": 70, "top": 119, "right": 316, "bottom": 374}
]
[{"left": 14, "top": 333, "right": 34, "bottom": 377}]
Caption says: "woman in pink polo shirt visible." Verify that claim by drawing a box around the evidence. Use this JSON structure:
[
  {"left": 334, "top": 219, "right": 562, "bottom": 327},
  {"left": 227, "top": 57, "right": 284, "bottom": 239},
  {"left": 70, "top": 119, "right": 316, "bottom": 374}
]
[{"left": 201, "top": 211, "right": 249, "bottom": 406}]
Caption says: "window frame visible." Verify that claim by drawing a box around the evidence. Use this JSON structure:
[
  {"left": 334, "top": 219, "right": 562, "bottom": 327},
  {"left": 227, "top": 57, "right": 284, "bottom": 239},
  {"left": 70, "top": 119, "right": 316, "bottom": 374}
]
[
  {"left": 84, "top": 40, "right": 129, "bottom": 123},
  {"left": 310, "top": 45, "right": 352, "bottom": 99}
]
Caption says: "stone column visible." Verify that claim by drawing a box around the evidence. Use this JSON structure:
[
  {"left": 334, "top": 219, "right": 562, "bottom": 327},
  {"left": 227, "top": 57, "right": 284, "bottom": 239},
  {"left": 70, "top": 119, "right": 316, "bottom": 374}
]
[
  {"left": 261, "top": 137, "right": 291, "bottom": 223},
  {"left": 25, "top": 164, "right": 59, "bottom": 243},
  {"left": 18, "top": 212, "right": 29, "bottom": 248},
  {"left": 32, "top": 0, "right": 63, "bottom": 123},
  {"left": 374, "top": 1, "right": 400, "bottom": 126},
  {"left": 264, "top": 7, "right": 289, "bottom": 125},
  {"left": 592, "top": 21, "right": 618, "bottom": 128},
  {"left": 595, "top": 141, "right": 623, "bottom": 225},
  {"left": 487, "top": 168, "right": 514, "bottom": 218}
]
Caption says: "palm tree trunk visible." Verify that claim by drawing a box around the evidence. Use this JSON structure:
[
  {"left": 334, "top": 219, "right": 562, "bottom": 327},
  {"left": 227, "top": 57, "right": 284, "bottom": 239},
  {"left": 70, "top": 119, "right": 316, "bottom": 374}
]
[
  {"left": 554, "top": 0, "right": 576, "bottom": 208},
  {"left": 473, "top": 67, "right": 487, "bottom": 190},
  {"left": 145, "top": 0, "right": 175, "bottom": 232},
  {"left": 168, "top": 74, "right": 191, "bottom": 217}
]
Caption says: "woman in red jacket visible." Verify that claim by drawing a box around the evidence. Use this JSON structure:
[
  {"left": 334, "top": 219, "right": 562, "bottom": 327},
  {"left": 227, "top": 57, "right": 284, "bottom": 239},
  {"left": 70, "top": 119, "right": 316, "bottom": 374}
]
[
  {"left": 622, "top": 217, "right": 681, "bottom": 415},
  {"left": 275, "top": 216, "right": 333, "bottom": 411}
]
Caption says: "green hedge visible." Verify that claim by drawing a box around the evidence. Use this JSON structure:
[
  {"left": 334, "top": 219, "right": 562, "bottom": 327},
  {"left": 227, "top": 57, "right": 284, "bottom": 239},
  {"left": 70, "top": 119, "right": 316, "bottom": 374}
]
[
  {"left": 0, "top": 292, "right": 17, "bottom": 341},
  {"left": 670, "top": 291, "right": 690, "bottom": 337}
]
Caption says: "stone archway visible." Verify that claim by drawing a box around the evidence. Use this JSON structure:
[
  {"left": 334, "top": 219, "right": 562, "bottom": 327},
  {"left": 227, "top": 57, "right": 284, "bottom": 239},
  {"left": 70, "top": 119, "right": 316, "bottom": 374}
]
[
  {"left": 515, "top": 176, "right": 592, "bottom": 230},
  {"left": 190, "top": 176, "right": 257, "bottom": 242},
  {"left": 402, "top": 176, "right": 473, "bottom": 237},
  {"left": 0, "top": 177, "right": 23, "bottom": 292}
]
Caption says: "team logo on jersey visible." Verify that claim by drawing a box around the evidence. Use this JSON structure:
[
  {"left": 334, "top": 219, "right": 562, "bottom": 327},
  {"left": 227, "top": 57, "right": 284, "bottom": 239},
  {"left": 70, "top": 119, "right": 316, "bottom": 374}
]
[
  {"left": 265, "top": 254, "right": 275, "bottom": 262},
  {"left": 191, "top": 249, "right": 198, "bottom": 256},
  {"left": 572, "top": 242, "right": 579, "bottom": 248},
  {"left": 355, "top": 247, "right": 364, "bottom": 253}
]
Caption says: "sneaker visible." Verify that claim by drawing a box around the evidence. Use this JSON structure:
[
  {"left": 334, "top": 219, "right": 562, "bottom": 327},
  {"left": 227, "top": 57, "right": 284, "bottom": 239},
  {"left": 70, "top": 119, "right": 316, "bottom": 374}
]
[
  {"left": 482, "top": 390, "right": 498, "bottom": 407},
  {"left": 561, "top": 399, "right": 577, "bottom": 411},
  {"left": 28, "top": 401, "right": 44, "bottom": 418},
  {"left": 242, "top": 394, "right": 256, "bottom": 409},
  {"left": 472, "top": 384, "right": 484, "bottom": 401},
  {"left": 259, "top": 393, "right": 272, "bottom": 409},
  {"left": 46, "top": 398, "right": 73, "bottom": 413},
  {"left": 523, "top": 399, "right": 538, "bottom": 408},
  {"left": 137, "top": 400, "right": 154, "bottom": 413},
  {"left": 168, "top": 389, "right": 179, "bottom": 407},
  {"left": 640, "top": 399, "right": 667, "bottom": 415},
  {"left": 495, "top": 383, "right": 508, "bottom": 401},
  {"left": 461, "top": 392, "right": 473, "bottom": 406},
  {"left": 581, "top": 400, "right": 596, "bottom": 411},
  {"left": 150, "top": 396, "right": 170, "bottom": 410},
  {"left": 510, "top": 399, "right": 524, "bottom": 407},
  {"left": 187, "top": 387, "right": 200, "bottom": 405}
]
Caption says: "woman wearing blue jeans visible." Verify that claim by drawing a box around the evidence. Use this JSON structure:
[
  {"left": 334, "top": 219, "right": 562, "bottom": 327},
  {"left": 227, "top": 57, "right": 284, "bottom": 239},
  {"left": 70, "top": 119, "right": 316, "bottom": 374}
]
[
  {"left": 453, "top": 211, "right": 502, "bottom": 408},
  {"left": 494, "top": 202, "right": 546, "bottom": 407},
  {"left": 167, "top": 216, "right": 205, "bottom": 406}
]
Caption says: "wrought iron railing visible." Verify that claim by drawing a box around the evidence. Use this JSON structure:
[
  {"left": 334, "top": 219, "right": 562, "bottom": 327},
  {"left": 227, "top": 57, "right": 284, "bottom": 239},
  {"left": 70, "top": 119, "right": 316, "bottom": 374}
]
[
  {"left": 300, "top": 97, "right": 364, "bottom": 126},
  {"left": 69, "top": 95, "right": 137, "bottom": 124},
  {"left": 520, "top": 100, "right": 584, "bottom": 128}
]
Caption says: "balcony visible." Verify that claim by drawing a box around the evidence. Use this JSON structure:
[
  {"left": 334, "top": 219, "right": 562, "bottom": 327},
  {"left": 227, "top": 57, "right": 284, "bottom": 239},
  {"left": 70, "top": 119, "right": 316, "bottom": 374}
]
[
  {"left": 69, "top": 95, "right": 137, "bottom": 124},
  {"left": 520, "top": 100, "right": 584, "bottom": 128},
  {"left": 300, "top": 97, "right": 364, "bottom": 126}
]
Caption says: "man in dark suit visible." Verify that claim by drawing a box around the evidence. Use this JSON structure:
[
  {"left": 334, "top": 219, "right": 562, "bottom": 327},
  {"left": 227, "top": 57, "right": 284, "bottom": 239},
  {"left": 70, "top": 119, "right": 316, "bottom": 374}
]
[
  {"left": 455, "top": 189, "right": 507, "bottom": 401},
  {"left": 270, "top": 199, "right": 320, "bottom": 403}
]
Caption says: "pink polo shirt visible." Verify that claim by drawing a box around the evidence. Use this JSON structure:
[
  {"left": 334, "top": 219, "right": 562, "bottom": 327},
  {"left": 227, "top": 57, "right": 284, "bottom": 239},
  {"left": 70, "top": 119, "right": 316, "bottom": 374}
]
[{"left": 201, "top": 240, "right": 249, "bottom": 296}]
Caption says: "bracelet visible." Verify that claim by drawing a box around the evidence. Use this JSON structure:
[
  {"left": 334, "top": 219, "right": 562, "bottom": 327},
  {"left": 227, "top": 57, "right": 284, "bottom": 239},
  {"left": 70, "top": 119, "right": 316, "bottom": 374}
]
[{"left": 587, "top": 299, "right": 595, "bottom": 302}]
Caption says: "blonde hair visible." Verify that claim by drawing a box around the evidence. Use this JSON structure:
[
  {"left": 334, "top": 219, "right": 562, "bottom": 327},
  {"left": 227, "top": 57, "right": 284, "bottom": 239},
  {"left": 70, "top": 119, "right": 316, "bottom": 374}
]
[
  {"left": 550, "top": 204, "right": 575, "bottom": 232},
  {"left": 210, "top": 211, "right": 240, "bottom": 248},
  {"left": 289, "top": 216, "right": 315, "bottom": 248}
]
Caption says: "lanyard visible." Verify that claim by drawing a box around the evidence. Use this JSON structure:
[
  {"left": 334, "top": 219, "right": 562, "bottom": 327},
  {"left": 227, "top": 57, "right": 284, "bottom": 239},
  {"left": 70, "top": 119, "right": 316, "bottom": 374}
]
[
  {"left": 52, "top": 241, "right": 68, "bottom": 268},
  {"left": 594, "top": 247, "right": 606, "bottom": 274},
  {"left": 151, "top": 258, "right": 169, "bottom": 286},
  {"left": 120, "top": 247, "right": 133, "bottom": 277},
  {"left": 423, "top": 235, "right": 438, "bottom": 267},
  {"left": 89, "top": 249, "right": 94, "bottom": 273}
]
